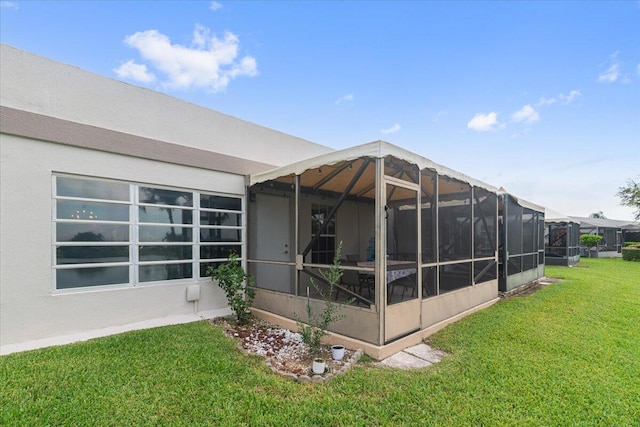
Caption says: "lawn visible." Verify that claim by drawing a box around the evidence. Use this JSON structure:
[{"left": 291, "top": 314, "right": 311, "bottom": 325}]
[{"left": 1, "top": 258, "right": 639, "bottom": 426}]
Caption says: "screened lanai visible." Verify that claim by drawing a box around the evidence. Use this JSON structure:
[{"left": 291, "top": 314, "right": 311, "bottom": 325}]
[
  {"left": 498, "top": 192, "right": 545, "bottom": 292},
  {"left": 545, "top": 208, "right": 581, "bottom": 266},
  {"left": 247, "top": 141, "right": 499, "bottom": 356}
]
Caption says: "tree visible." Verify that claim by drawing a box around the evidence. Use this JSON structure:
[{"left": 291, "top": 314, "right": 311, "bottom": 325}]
[
  {"left": 617, "top": 177, "right": 640, "bottom": 220},
  {"left": 580, "top": 234, "right": 603, "bottom": 258},
  {"left": 589, "top": 211, "right": 606, "bottom": 219}
]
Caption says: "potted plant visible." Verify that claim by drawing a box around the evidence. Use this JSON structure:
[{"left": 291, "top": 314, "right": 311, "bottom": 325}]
[
  {"left": 331, "top": 344, "right": 345, "bottom": 361},
  {"left": 312, "top": 358, "right": 326, "bottom": 374}
]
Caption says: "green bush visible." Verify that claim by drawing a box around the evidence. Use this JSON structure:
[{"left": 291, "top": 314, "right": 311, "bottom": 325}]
[
  {"left": 207, "top": 252, "right": 256, "bottom": 323},
  {"left": 621, "top": 247, "right": 640, "bottom": 261},
  {"left": 623, "top": 241, "right": 640, "bottom": 247}
]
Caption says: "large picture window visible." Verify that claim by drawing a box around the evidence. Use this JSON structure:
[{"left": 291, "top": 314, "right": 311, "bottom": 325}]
[{"left": 53, "top": 175, "right": 243, "bottom": 290}]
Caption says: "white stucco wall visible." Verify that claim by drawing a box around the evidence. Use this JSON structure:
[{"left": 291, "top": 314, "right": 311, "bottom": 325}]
[
  {"left": 0, "top": 44, "right": 332, "bottom": 168},
  {"left": 0, "top": 135, "right": 244, "bottom": 351}
]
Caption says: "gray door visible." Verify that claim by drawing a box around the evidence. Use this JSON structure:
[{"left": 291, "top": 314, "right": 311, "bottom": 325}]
[{"left": 254, "top": 193, "right": 292, "bottom": 292}]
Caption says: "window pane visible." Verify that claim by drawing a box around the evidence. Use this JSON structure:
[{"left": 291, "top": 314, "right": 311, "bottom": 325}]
[
  {"left": 439, "top": 262, "right": 472, "bottom": 294},
  {"left": 200, "top": 262, "right": 224, "bottom": 278},
  {"left": 56, "top": 223, "right": 129, "bottom": 242},
  {"left": 57, "top": 266, "right": 129, "bottom": 289},
  {"left": 57, "top": 177, "right": 129, "bottom": 201},
  {"left": 56, "top": 246, "right": 129, "bottom": 264},
  {"left": 139, "top": 226, "right": 192, "bottom": 242},
  {"left": 139, "top": 263, "right": 193, "bottom": 282},
  {"left": 139, "top": 207, "right": 193, "bottom": 224},
  {"left": 421, "top": 169, "right": 437, "bottom": 264},
  {"left": 139, "top": 187, "right": 193, "bottom": 206},
  {"left": 474, "top": 259, "right": 497, "bottom": 284},
  {"left": 201, "top": 245, "right": 242, "bottom": 260},
  {"left": 522, "top": 209, "right": 535, "bottom": 254},
  {"left": 57, "top": 200, "right": 129, "bottom": 222},
  {"left": 523, "top": 254, "right": 535, "bottom": 271},
  {"left": 439, "top": 177, "right": 472, "bottom": 261},
  {"left": 200, "top": 195, "right": 241, "bottom": 210},
  {"left": 139, "top": 245, "right": 193, "bottom": 261},
  {"left": 200, "top": 228, "right": 242, "bottom": 242},
  {"left": 507, "top": 198, "right": 523, "bottom": 255},
  {"left": 200, "top": 212, "right": 241, "bottom": 226},
  {"left": 507, "top": 255, "right": 522, "bottom": 275},
  {"left": 474, "top": 189, "right": 497, "bottom": 258},
  {"left": 422, "top": 266, "right": 437, "bottom": 298}
]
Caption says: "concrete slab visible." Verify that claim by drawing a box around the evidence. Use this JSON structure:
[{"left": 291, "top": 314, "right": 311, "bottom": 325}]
[
  {"left": 403, "top": 343, "right": 447, "bottom": 363},
  {"left": 380, "top": 350, "right": 432, "bottom": 369}
]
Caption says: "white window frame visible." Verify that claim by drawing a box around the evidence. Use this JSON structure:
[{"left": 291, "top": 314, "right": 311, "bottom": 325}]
[{"left": 52, "top": 174, "right": 244, "bottom": 292}]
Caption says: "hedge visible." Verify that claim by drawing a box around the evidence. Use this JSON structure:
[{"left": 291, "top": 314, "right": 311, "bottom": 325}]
[{"left": 622, "top": 247, "right": 640, "bottom": 262}]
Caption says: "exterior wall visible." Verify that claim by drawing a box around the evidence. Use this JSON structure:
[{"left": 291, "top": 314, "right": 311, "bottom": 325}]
[
  {"left": 0, "top": 44, "right": 337, "bottom": 353},
  {"left": 505, "top": 269, "right": 542, "bottom": 292},
  {"left": 421, "top": 280, "right": 498, "bottom": 329},
  {"left": 0, "top": 135, "right": 244, "bottom": 350},
  {"left": 1, "top": 44, "right": 332, "bottom": 168},
  {"left": 253, "top": 288, "right": 379, "bottom": 344}
]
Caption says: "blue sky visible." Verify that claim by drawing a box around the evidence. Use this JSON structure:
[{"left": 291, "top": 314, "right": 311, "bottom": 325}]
[{"left": 2, "top": 1, "right": 639, "bottom": 220}]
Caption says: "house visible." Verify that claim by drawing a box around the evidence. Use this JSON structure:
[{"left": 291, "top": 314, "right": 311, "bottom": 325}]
[
  {"left": 0, "top": 44, "right": 330, "bottom": 355},
  {"left": 2, "top": 44, "right": 549, "bottom": 358},
  {"left": 544, "top": 209, "right": 581, "bottom": 266},
  {"left": 571, "top": 216, "right": 635, "bottom": 257},
  {"left": 498, "top": 191, "right": 545, "bottom": 293}
]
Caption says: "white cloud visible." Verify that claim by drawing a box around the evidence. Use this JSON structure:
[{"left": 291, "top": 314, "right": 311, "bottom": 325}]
[
  {"left": 0, "top": 1, "right": 18, "bottom": 9},
  {"left": 599, "top": 51, "right": 622, "bottom": 83},
  {"left": 512, "top": 105, "right": 540, "bottom": 124},
  {"left": 336, "top": 93, "right": 354, "bottom": 104},
  {"left": 467, "top": 112, "right": 499, "bottom": 132},
  {"left": 536, "top": 97, "right": 556, "bottom": 106},
  {"left": 559, "top": 89, "right": 581, "bottom": 104},
  {"left": 381, "top": 123, "right": 401, "bottom": 134},
  {"left": 120, "top": 26, "right": 257, "bottom": 92},
  {"left": 113, "top": 60, "right": 157, "bottom": 84},
  {"left": 599, "top": 63, "right": 621, "bottom": 83},
  {"left": 209, "top": 1, "right": 222, "bottom": 11}
]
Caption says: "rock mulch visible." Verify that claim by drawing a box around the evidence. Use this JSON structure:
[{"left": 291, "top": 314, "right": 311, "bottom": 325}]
[{"left": 211, "top": 317, "right": 362, "bottom": 383}]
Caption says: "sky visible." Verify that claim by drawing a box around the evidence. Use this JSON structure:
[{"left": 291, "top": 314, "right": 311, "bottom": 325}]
[{"left": 1, "top": 1, "right": 639, "bottom": 220}]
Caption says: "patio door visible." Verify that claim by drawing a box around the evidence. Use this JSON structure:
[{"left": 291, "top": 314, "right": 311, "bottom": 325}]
[
  {"left": 253, "top": 193, "right": 292, "bottom": 292},
  {"left": 384, "top": 181, "right": 421, "bottom": 342}
]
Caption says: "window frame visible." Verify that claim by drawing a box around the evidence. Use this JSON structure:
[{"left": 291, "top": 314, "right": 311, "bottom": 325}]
[{"left": 52, "top": 174, "right": 244, "bottom": 292}]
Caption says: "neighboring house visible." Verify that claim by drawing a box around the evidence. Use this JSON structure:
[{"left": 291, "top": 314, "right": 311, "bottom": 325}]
[
  {"left": 544, "top": 209, "right": 581, "bottom": 266},
  {"left": 498, "top": 191, "right": 545, "bottom": 293},
  {"left": 570, "top": 216, "right": 638, "bottom": 258}
]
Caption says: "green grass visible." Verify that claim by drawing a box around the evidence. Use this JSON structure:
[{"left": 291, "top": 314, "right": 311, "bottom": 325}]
[{"left": 2, "top": 258, "right": 639, "bottom": 426}]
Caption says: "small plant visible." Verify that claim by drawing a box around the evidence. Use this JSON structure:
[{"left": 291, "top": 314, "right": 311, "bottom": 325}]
[
  {"left": 207, "top": 252, "right": 255, "bottom": 324},
  {"left": 580, "top": 234, "right": 603, "bottom": 258},
  {"left": 295, "top": 243, "right": 352, "bottom": 356}
]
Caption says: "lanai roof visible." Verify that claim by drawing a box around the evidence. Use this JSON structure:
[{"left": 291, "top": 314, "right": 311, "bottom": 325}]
[{"left": 249, "top": 140, "right": 499, "bottom": 196}]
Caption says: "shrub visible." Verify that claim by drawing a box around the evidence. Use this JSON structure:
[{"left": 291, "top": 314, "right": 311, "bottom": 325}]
[
  {"left": 580, "top": 234, "right": 603, "bottom": 257},
  {"left": 621, "top": 247, "right": 640, "bottom": 262},
  {"left": 294, "top": 242, "right": 352, "bottom": 356},
  {"left": 207, "top": 252, "right": 256, "bottom": 324},
  {"left": 624, "top": 241, "right": 640, "bottom": 247}
]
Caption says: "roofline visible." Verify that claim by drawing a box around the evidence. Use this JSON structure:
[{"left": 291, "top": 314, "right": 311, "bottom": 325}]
[{"left": 249, "top": 140, "right": 500, "bottom": 192}]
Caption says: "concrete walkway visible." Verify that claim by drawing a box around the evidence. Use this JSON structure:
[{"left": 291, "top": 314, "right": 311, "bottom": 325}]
[{"left": 379, "top": 343, "right": 447, "bottom": 369}]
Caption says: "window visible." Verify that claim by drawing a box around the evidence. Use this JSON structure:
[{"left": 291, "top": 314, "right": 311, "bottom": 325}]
[
  {"left": 311, "top": 203, "right": 335, "bottom": 264},
  {"left": 53, "top": 175, "right": 242, "bottom": 290}
]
